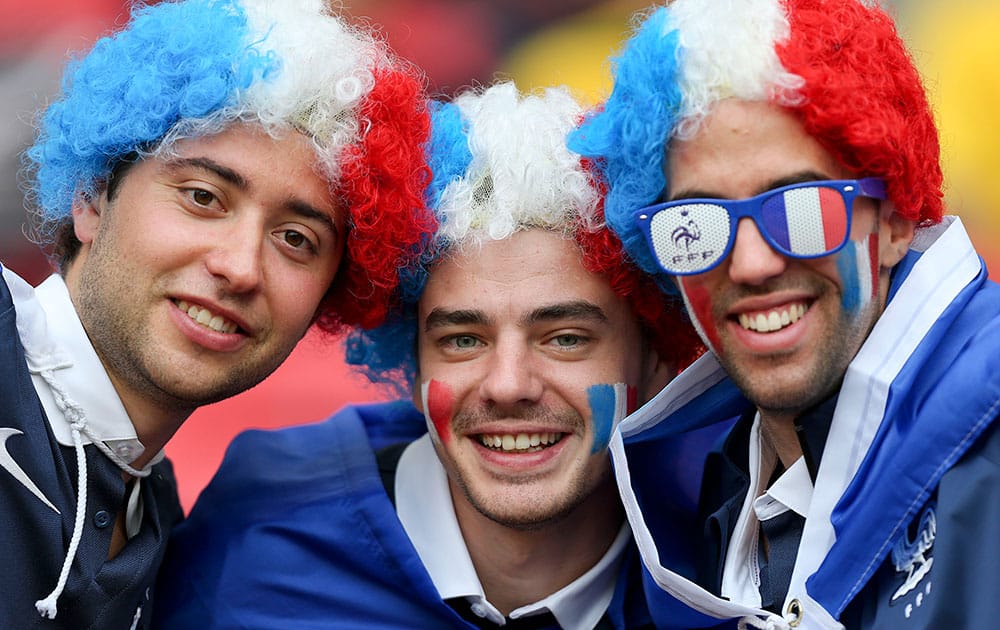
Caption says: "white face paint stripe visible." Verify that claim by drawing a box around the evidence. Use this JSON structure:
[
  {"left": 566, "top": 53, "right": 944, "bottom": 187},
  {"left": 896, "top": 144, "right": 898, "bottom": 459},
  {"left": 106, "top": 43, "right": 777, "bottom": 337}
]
[
  {"left": 419, "top": 380, "right": 437, "bottom": 443},
  {"left": 0, "top": 428, "right": 60, "bottom": 514}
]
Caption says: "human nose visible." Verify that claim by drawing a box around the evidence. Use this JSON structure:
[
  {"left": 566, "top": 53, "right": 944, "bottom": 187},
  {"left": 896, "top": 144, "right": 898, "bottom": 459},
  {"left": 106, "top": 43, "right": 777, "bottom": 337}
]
[
  {"left": 204, "top": 221, "right": 264, "bottom": 293},
  {"left": 726, "top": 217, "right": 788, "bottom": 285},
  {"left": 478, "top": 340, "right": 544, "bottom": 406}
]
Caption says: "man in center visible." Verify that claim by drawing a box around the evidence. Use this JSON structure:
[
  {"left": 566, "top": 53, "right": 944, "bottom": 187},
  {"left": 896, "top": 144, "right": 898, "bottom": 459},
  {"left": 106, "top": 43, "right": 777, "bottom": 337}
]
[{"left": 154, "top": 82, "right": 702, "bottom": 628}]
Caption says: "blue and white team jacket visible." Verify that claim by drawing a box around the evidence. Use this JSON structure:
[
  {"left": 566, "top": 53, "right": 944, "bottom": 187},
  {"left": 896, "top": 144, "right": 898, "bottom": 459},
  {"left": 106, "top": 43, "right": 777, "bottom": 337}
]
[
  {"left": 609, "top": 217, "right": 1000, "bottom": 629},
  {"left": 153, "top": 401, "right": 654, "bottom": 629},
  {"left": 0, "top": 265, "right": 183, "bottom": 629}
]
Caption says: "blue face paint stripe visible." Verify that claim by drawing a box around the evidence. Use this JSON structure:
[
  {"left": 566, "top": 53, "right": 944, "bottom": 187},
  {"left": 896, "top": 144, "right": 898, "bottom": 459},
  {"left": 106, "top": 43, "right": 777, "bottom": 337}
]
[
  {"left": 587, "top": 384, "right": 617, "bottom": 454},
  {"left": 836, "top": 242, "right": 863, "bottom": 314}
]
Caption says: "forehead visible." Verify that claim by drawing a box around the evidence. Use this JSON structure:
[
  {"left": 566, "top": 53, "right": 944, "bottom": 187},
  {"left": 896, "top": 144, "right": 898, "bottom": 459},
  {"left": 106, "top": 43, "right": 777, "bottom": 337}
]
[
  {"left": 418, "top": 229, "right": 630, "bottom": 323},
  {"left": 666, "top": 99, "right": 852, "bottom": 198}
]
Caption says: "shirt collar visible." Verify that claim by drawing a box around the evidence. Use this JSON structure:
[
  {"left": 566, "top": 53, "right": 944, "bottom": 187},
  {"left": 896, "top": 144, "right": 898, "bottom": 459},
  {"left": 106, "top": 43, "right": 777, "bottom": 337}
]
[
  {"left": 753, "top": 456, "right": 812, "bottom": 521},
  {"left": 23, "top": 273, "right": 149, "bottom": 463},
  {"left": 395, "top": 435, "right": 627, "bottom": 628}
]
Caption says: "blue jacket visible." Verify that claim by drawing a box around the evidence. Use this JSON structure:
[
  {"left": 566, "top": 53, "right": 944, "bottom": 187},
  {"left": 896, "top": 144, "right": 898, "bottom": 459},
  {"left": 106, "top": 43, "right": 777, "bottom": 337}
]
[
  {"left": 609, "top": 218, "right": 1000, "bottom": 628},
  {"left": 154, "top": 401, "right": 653, "bottom": 629}
]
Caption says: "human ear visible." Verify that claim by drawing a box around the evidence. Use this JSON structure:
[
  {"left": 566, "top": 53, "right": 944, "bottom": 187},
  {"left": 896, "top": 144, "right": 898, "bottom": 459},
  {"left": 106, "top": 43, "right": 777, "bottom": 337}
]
[
  {"left": 71, "top": 192, "right": 105, "bottom": 246},
  {"left": 878, "top": 201, "right": 916, "bottom": 269}
]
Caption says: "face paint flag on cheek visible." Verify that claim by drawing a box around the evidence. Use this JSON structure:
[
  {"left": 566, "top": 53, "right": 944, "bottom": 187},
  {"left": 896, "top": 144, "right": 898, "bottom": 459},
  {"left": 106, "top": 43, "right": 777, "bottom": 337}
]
[
  {"left": 586, "top": 383, "right": 637, "bottom": 454},
  {"left": 420, "top": 379, "right": 454, "bottom": 445},
  {"left": 678, "top": 278, "right": 722, "bottom": 356},
  {"left": 835, "top": 233, "right": 879, "bottom": 316}
]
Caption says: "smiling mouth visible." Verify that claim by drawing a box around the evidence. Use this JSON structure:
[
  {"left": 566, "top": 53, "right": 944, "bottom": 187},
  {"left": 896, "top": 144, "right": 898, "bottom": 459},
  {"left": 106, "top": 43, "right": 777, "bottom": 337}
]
[
  {"left": 737, "top": 302, "right": 809, "bottom": 333},
  {"left": 478, "top": 432, "right": 565, "bottom": 453},
  {"left": 174, "top": 299, "right": 240, "bottom": 334}
]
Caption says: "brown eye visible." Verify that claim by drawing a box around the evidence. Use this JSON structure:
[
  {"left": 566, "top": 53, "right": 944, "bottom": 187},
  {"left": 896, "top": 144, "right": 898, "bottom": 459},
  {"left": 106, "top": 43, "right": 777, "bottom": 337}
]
[
  {"left": 283, "top": 230, "right": 307, "bottom": 248},
  {"left": 191, "top": 189, "right": 215, "bottom": 206}
]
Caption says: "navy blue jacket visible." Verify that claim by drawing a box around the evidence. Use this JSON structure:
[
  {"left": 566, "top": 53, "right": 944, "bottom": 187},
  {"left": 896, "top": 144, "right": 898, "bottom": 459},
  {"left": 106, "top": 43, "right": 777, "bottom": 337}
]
[{"left": 0, "top": 268, "right": 183, "bottom": 629}]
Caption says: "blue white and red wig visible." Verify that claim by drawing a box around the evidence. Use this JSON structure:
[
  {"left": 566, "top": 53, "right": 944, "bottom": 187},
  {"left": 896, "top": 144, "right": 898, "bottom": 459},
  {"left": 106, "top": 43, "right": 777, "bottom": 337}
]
[
  {"left": 346, "top": 81, "right": 703, "bottom": 394},
  {"left": 570, "top": 0, "right": 943, "bottom": 281},
  {"left": 26, "top": 0, "right": 433, "bottom": 332}
]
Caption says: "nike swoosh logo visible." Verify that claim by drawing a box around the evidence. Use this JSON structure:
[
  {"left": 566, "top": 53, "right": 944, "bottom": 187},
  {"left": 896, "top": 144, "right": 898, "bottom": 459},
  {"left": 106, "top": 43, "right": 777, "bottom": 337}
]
[{"left": 0, "top": 428, "right": 60, "bottom": 514}]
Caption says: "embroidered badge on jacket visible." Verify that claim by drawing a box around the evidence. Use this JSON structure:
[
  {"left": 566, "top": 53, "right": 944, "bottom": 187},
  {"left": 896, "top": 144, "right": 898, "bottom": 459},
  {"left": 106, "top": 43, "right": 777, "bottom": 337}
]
[{"left": 890, "top": 504, "right": 936, "bottom": 618}]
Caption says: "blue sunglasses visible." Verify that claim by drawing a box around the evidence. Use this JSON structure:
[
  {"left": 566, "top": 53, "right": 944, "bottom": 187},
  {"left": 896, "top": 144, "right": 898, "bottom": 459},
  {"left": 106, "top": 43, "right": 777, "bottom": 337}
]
[{"left": 633, "top": 178, "right": 887, "bottom": 275}]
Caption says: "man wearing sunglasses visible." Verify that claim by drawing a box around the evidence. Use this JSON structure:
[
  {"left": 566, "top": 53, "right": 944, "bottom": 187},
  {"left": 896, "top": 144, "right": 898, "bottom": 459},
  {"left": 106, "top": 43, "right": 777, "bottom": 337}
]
[{"left": 572, "top": 0, "right": 1000, "bottom": 628}]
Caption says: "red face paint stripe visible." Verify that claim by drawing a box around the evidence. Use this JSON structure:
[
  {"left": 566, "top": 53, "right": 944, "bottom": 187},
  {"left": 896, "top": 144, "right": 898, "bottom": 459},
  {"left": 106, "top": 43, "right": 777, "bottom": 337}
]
[
  {"left": 867, "top": 233, "right": 880, "bottom": 299},
  {"left": 680, "top": 277, "right": 723, "bottom": 352},
  {"left": 425, "top": 379, "right": 453, "bottom": 445}
]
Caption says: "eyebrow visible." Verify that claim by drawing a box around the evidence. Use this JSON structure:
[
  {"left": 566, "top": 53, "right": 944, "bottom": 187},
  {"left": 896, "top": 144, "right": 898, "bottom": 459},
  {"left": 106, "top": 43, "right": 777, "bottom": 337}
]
[
  {"left": 164, "top": 156, "right": 249, "bottom": 190},
  {"left": 164, "top": 156, "right": 339, "bottom": 236},
  {"left": 423, "top": 300, "right": 608, "bottom": 333},
  {"left": 522, "top": 300, "right": 609, "bottom": 327},
  {"left": 668, "top": 170, "right": 834, "bottom": 202},
  {"left": 424, "top": 308, "right": 493, "bottom": 332}
]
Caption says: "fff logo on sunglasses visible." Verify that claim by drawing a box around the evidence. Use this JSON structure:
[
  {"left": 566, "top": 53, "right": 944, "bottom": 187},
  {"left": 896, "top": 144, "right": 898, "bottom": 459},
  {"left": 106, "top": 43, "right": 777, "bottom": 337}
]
[{"left": 670, "top": 216, "right": 715, "bottom": 263}]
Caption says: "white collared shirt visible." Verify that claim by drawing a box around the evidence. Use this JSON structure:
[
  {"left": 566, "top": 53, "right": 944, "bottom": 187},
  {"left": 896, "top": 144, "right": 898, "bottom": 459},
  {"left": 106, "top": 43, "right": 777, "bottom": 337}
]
[
  {"left": 721, "top": 412, "right": 814, "bottom": 607},
  {"left": 6, "top": 269, "right": 155, "bottom": 536},
  {"left": 395, "top": 435, "right": 629, "bottom": 628}
]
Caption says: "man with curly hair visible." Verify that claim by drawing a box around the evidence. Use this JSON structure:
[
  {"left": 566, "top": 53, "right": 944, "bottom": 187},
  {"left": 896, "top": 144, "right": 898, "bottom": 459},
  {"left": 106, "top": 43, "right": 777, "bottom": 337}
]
[
  {"left": 571, "top": 0, "right": 1000, "bottom": 627},
  {"left": 0, "top": 0, "right": 432, "bottom": 626},
  {"left": 153, "top": 82, "right": 704, "bottom": 629}
]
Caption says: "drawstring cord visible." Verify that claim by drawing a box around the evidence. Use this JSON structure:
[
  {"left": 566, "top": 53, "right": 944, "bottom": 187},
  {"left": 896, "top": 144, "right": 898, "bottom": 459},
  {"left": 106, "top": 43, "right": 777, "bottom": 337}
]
[{"left": 34, "top": 369, "right": 151, "bottom": 620}]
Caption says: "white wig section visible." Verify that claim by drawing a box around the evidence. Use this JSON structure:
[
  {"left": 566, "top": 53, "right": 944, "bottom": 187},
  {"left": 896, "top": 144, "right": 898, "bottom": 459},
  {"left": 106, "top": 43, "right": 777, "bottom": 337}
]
[
  {"left": 436, "top": 82, "right": 599, "bottom": 245},
  {"left": 153, "top": 0, "right": 379, "bottom": 180},
  {"left": 240, "top": 0, "right": 377, "bottom": 175},
  {"left": 668, "top": 0, "right": 805, "bottom": 139}
]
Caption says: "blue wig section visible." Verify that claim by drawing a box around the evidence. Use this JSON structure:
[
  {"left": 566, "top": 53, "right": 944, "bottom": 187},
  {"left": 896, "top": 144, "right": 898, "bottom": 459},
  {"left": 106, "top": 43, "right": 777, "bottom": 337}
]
[
  {"left": 343, "top": 310, "right": 418, "bottom": 397},
  {"left": 346, "top": 99, "right": 474, "bottom": 393},
  {"left": 569, "top": 7, "right": 684, "bottom": 284},
  {"left": 27, "top": 0, "right": 276, "bottom": 236},
  {"left": 395, "top": 99, "right": 472, "bottom": 305},
  {"left": 587, "top": 384, "right": 617, "bottom": 454},
  {"left": 425, "top": 100, "right": 473, "bottom": 215}
]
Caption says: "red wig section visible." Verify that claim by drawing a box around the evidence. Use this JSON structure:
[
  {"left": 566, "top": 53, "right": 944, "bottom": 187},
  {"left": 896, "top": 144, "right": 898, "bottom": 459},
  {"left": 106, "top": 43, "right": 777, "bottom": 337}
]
[
  {"left": 777, "top": 0, "right": 943, "bottom": 226},
  {"left": 316, "top": 64, "right": 436, "bottom": 334},
  {"left": 576, "top": 162, "right": 704, "bottom": 373}
]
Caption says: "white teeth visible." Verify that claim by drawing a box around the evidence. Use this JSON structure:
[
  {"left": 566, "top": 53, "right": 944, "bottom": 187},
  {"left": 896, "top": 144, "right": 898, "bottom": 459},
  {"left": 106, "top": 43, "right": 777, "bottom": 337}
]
[
  {"left": 479, "top": 432, "right": 563, "bottom": 452},
  {"left": 739, "top": 303, "right": 808, "bottom": 333},
  {"left": 755, "top": 313, "right": 768, "bottom": 331},
  {"left": 176, "top": 300, "right": 239, "bottom": 334}
]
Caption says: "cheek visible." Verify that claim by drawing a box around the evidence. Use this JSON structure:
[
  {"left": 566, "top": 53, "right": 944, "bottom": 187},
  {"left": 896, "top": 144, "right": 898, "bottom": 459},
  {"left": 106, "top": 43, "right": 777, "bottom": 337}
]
[
  {"left": 678, "top": 277, "right": 722, "bottom": 355},
  {"left": 834, "top": 233, "right": 879, "bottom": 316},
  {"left": 586, "top": 383, "right": 636, "bottom": 454},
  {"left": 421, "top": 379, "right": 454, "bottom": 445}
]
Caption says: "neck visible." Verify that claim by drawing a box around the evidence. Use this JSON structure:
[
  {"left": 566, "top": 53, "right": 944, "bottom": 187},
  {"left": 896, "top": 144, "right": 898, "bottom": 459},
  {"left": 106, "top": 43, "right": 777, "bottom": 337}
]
[
  {"left": 119, "top": 395, "right": 192, "bottom": 472},
  {"left": 758, "top": 409, "right": 803, "bottom": 471},
  {"left": 450, "top": 478, "right": 624, "bottom": 616}
]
